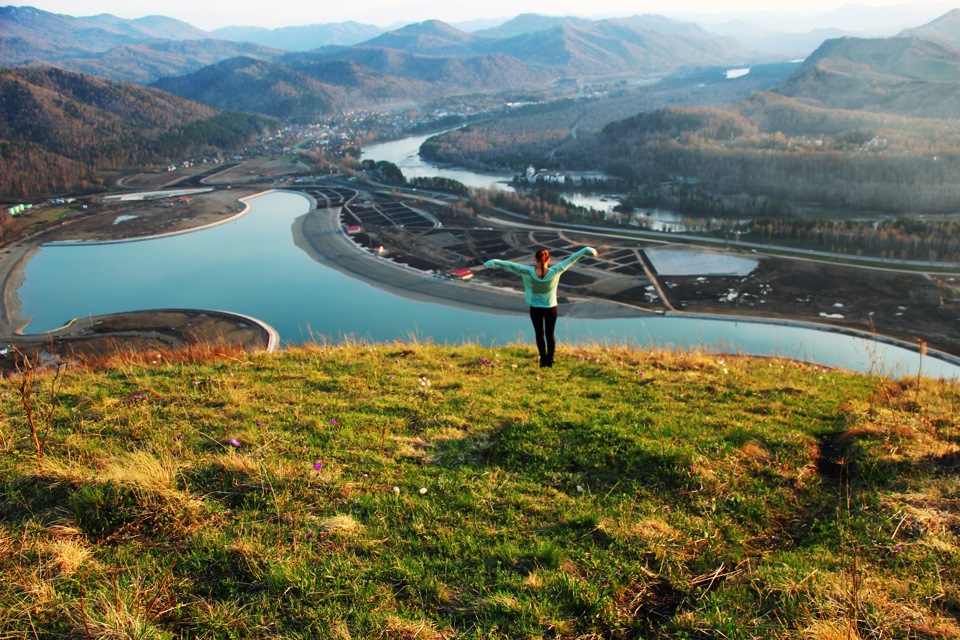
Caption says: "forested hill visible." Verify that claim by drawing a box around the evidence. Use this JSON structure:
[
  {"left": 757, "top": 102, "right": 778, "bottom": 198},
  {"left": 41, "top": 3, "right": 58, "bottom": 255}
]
[
  {"left": 778, "top": 35, "right": 960, "bottom": 118},
  {"left": 151, "top": 57, "right": 340, "bottom": 119},
  {"left": 0, "top": 66, "right": 275, "bottom": 199},
  {"left": 587, "top": 94, "right": 960, "bottom": 214},
  {"left": 149, "top": 51, "right": 540, "bottom": 116}
]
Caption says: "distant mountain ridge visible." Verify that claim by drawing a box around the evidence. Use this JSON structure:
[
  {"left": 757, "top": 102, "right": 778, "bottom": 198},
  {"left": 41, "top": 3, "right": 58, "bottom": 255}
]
[
  {"left": 153, "top": 13, "right": 749, "bottom": 115},
  {"left": 211, "top": 21, "right": 385, "bottom": 50},
  {"left": 900, "top": 7, "right": 960, "bottom": 47},
  {"left": 48, "top": 39, "right": 285, "bottom": 84},
  {"left": 2, "top": 6, "right": 749, "bottom": 82},
  {"left": 0, "top": 5, "right": 208, "bottom": 62},
  {"left": 349, "top": 17, "right": 747, "bottom": 75},
  {"left": 778, "top": 34, "right": 960, "bottom": 118}
]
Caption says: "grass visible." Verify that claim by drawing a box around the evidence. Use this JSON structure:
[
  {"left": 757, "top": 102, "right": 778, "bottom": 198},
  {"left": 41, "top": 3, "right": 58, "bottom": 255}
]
[{"left": 1, "top": 341, "right": 959, "bottom": 638}]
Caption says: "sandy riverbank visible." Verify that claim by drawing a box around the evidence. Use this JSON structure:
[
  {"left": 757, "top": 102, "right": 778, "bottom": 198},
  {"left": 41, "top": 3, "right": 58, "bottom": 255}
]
[{"left": 292, "top": 201, "right": 652, "bottom": 321}]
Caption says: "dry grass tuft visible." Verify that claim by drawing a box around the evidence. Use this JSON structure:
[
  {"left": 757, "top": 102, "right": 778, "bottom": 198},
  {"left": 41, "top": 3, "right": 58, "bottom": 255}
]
[
  {"left": 101, "top": 450, "right": 179, "bottom": 491},
  {"left": 804, "top": 619, "right": 863, "bottom": 639},
  {"left": 624, "top": 518, "right": 677, "bottom": 543},
  {"left": 383, "top": 614, "right": 446, "bottom": 640},
  {"left": 79, "top": 341, "right": 250, "bottom": 372},
  {"left": 391, "top": 436, "right": 431, "bottom": 460},
  {"left": 40, "top": 456, "right": 93, "bottom": 487},
  {"left": 738, "top": 440, "right": 772, "bottom": 464},
  {"left": 318, "top": 515, "right": 364, "bottom": 536},
  {"left": 48, "top": 538, "right": 94, "bottom": 577}
]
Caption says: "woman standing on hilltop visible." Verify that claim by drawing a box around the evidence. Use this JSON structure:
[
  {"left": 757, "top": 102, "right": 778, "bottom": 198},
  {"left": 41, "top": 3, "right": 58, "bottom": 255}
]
[{"left": 485, "top": 246, "right": 598, "bottom": 368}]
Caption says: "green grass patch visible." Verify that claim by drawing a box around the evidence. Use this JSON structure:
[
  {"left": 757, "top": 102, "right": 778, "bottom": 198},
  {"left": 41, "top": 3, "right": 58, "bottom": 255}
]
[{"left": 1, "top": 343, "right": 959, "bottom": 638}]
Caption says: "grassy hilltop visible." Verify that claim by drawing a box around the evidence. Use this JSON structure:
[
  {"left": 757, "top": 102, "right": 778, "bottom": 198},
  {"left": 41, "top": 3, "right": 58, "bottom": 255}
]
[{"left": 1, "top": 342, "right": 959, "bottom": 638}]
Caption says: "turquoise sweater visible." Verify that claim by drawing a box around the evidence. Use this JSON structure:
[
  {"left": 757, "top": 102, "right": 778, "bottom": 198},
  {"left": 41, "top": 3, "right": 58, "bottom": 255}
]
[{"left": 484, "top": 247, "right": 597, "bottom": 308}]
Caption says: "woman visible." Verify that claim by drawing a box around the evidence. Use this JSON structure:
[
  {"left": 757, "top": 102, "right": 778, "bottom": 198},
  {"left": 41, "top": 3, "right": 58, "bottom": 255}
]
[{"left": 484, "top": 246, "right": 598, "bottom": 367}]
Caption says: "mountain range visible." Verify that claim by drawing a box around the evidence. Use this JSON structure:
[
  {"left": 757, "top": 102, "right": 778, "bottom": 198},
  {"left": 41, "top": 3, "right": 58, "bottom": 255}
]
[
  {"left": 3, "top": 5, "right": 960, "bottom": 120},
  {"left": 1, "top": 7, "right": 752, "bottom": 83},
  {"left": 0, "top": 5, "right": 764, "bottom": 117},
  {"left": 5, "top": 3, "right": 960, "bottom": 201}
]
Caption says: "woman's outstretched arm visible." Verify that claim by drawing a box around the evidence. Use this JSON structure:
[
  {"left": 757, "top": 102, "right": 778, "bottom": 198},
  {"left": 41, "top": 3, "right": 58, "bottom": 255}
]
[
  {"left": 484, "top": 259, "right": 530, "bottom": 276},
  {"left": 552, "top": 247, "right": 598, "bottom": 274}
]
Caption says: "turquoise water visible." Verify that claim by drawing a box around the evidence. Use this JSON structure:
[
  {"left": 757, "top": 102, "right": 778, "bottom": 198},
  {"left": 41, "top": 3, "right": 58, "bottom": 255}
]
[{"left": 15, "top": 190, "right": 960, "bottom": 379}]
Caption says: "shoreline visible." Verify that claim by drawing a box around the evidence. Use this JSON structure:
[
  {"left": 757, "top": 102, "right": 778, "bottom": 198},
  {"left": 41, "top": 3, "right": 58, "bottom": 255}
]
[
  {"left": 2, "top": 188, "right": 957, "bottom": 374},
  {"left": 290, "top": 196, "right": 960, "bottom": 372},
  {"left": 0, "top": 242, "right": 40, "bottom": 335},
  {"left": 0, "top": 191, "right": 277, "bottom": 357},
  {"left": 292, "top": 197, "right": 650, "bottom": 320}
]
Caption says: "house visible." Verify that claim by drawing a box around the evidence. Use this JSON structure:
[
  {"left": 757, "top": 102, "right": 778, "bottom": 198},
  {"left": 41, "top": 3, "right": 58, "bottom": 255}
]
[
  {"left": 345, "top": 225, "right": 362, "bottom": 235},
  {"left": 449, "top": 268, "right": 474, "bottom": 281}
]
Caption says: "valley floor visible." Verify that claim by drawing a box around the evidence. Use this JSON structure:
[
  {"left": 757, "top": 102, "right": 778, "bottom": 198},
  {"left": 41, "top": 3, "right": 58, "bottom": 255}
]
[{"left": 2, "top": 168, "right": 959, "bottom": 373}]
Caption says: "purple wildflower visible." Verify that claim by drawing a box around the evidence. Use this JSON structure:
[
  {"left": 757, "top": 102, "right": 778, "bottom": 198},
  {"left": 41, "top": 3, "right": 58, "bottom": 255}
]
[
  {"left": 313, "top": 461, "right": 323, "bottom": 471},
  {"left": 229, "top": 438, "right": 241, "bottom": 447}
]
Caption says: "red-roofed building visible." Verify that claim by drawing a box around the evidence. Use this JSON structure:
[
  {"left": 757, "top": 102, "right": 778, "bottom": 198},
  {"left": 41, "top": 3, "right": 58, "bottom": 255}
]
[{"left": 449, "top": 268, "right": 474, "bottom": 280}]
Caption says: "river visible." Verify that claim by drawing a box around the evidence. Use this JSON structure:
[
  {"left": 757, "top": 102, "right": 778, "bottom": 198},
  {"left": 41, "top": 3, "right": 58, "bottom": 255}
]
[{"left": 13, "top": 188, "right": 959, "bottom": 379}]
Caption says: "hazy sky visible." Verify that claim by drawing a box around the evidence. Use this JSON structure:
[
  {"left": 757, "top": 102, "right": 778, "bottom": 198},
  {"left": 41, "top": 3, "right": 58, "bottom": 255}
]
[{"left": 17, "top": 0, "right": 943, "bottom": 30}]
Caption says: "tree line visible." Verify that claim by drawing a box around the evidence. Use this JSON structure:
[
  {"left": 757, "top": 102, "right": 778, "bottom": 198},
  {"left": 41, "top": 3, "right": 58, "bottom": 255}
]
[{"left": 730, "top": 217, "right": 960, "bottom": 262}]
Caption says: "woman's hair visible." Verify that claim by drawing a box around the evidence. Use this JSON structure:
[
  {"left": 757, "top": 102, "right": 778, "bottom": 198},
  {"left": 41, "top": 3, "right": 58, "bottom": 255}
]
[{"left": 535, "top": 249, "right": 550, "bottom": 263}]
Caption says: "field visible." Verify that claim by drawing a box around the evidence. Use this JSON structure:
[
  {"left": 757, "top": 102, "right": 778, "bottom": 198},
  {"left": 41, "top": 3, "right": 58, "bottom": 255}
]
[{"left": 1, "top": 343, "right": 959, "bottom": 638}]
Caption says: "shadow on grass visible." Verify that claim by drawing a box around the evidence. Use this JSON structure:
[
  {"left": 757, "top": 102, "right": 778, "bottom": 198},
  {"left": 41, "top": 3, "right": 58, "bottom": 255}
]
[{"left": 433, "top": 418, "right": 693, "bottom": 498}]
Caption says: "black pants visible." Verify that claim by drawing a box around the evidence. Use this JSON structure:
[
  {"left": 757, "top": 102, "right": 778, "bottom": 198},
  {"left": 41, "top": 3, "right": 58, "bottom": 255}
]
[{"left": 529, "top": 306, "right": 558, "bottom": 366}]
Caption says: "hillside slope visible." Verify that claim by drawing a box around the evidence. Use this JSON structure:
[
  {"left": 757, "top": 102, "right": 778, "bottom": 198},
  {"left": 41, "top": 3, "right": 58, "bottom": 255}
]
[
  {"left": 900, "top": 7, "right": 960, "bottom": 47},
  {"left": 778, "top": 35, "right": 960, "bottom": 117},
  {"left": 0, "top": 66, "right": 274, "bottom": 198},
  {"left": 151, "top": 56, "right": 339, "bottom": 118},
  {"left": 1, "top": 343, "right": 957, "bottom": 637}
]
